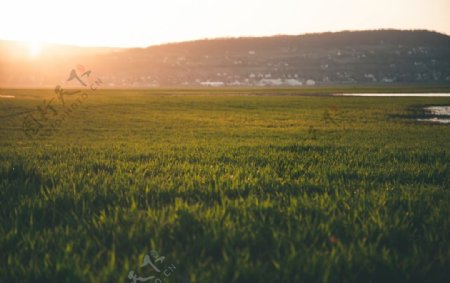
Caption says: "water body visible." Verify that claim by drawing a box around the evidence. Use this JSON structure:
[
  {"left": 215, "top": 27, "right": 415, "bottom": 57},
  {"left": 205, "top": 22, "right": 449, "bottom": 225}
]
[
  {"left": 333, "top": 93, "right": 450, "bottom": 97},
  {"left": 417, "top": 106, "right": 450, "bottom": 124}
]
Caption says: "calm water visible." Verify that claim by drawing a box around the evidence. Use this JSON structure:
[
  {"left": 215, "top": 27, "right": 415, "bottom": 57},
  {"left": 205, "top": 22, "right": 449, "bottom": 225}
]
[
  {"left": 417, "top": 106, "right": 450, "bottom": 124},
  {"left": 333, "top": 93, "right": 450, "bottom": 97}
]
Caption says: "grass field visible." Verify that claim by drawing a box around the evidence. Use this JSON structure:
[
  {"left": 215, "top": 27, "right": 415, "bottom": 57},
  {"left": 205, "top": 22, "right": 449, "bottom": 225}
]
[{"left": 0, "top": 88, "right": 449, "bottom": 283}]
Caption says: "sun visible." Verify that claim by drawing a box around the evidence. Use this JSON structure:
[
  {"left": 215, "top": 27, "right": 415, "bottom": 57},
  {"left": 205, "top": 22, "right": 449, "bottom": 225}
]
[{"left": 27, "top": 41, "right": 43, "bottom": 57}]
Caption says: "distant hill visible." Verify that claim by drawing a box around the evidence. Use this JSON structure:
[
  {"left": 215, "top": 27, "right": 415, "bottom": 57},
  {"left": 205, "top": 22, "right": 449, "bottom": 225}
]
[{"left": 1, "top": 30, "right": 450, "bottom": 88}]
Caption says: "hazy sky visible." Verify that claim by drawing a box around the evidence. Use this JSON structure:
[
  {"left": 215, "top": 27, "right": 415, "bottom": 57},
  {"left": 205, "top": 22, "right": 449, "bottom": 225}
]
[{"left": 1, "top": 0, "right": 449, "bottom": 47}]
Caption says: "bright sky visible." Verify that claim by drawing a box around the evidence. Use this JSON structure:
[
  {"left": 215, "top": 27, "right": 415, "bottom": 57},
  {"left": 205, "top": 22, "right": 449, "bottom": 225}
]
[{"left": 0, "top": 0, "right": 449, "bottom": 48}]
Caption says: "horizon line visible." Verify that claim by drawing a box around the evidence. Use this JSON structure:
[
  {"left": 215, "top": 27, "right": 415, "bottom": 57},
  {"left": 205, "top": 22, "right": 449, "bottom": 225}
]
[{"left": 0, "top": 28, "right": 448, "bottom": 50}]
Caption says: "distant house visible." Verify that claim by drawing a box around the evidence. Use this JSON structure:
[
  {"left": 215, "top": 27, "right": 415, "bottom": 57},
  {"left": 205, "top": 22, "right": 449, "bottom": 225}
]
[
  {"left": 364, "top": 74, "right": 377, "bottom": 82},
  {"left": 381, "top": 77, "right": 395, "bottom": 83},
  {"left": 284, "top": 79, "right": 303, "bottom": 86},
  {"left": 306, "top": 79, "right": 316, "bottom": 86},
  {"left": 257, "top": 79, "right": 283, "bottom": 86},
  {"left": 200, "top": 81, "right": 225, "bottom": 87}
]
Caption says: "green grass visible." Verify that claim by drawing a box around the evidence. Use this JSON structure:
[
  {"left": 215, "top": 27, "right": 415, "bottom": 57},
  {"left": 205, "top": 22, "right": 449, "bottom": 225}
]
[{"left": 0, "top": 89, "right": 449, "bottom": 283}]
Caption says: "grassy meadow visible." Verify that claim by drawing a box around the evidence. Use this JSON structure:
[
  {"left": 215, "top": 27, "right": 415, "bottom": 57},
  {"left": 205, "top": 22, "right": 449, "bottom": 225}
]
[{"left": 0, "top": 88, "right": 449, "bottom": 283}]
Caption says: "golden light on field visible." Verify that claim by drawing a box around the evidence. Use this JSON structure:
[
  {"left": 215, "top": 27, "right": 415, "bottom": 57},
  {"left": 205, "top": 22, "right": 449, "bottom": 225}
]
[{"left": 0, "top": 0, "right": 449, "bottom": 48}]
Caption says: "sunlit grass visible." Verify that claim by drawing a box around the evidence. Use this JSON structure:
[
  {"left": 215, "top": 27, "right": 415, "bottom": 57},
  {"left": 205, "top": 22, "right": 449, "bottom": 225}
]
[{"left": 0, "top": 89, "right": 449, "bottom": 283}]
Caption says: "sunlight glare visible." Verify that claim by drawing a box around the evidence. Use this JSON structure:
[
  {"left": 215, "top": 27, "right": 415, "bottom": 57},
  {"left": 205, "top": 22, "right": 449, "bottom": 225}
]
[{"left": 28, "top": 41, "right": 42, "bottom": 57}]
